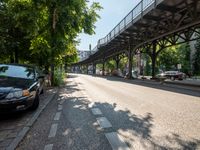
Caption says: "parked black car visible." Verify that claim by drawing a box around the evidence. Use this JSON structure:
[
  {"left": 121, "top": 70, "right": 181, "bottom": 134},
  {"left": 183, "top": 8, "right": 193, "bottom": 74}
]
[{"left": 0, "top": 64, "right": 44, "bottom": 113}]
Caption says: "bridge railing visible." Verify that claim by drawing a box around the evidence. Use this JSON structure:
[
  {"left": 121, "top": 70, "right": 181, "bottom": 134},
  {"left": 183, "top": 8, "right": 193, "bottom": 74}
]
[
  {"left": 97, "top": 0, "right": 155, "bottom": 49},
  {"left": 83, "top": 0, "right": 158, "bottom": 62}
]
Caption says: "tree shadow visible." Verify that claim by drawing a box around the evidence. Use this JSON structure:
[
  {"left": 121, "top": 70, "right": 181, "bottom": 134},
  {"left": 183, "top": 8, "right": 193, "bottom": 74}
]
[
  {"left": 149, "top": 133, "right": 200, "bottom": 150},
  {"left": 64, "top": 74, "right": 200, "bottom": 149},
  {"left": 60, "top": 86, "right": 200, "bottom": 150}
]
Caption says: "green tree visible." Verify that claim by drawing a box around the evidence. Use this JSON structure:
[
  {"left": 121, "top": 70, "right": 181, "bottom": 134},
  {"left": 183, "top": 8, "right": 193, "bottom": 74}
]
[
  {"left": 178, "top": 43, "right": 191, "bottom": 74},
  {"left": 0, "top": 0, "right": 102, "bottom": 85},
  {"left": 157, "top": 43, "right": 191, "bottom": 74},
  {"left": 193, "top": 39, "right": 200, "bottom": 75},
  {"left": 32, "top": 0, "right": 102, "bottom": 85},
  {"left": 0, "top": 0, "right": 40, "bottom": 63}
]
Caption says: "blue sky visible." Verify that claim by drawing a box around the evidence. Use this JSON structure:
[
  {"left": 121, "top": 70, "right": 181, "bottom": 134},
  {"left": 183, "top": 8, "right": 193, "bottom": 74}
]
[{"left": 77, "top": 0, "right": 141, "bottom": 51}]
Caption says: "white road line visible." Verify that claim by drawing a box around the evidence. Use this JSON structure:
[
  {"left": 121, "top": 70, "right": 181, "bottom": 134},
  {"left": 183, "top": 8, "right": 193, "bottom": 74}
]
[
  {"left": 105, "top": 132, "right": 130, "bottom": 150},
  {"left": 54, "top": 112, "right": 61, "bottom": 121},
  {"left": 88, "top": 102, "right": 97, "bottom": 108},
  {"left": 91, "top": 108, "right": 103, "bottom": 115},
  {"left": 96, "top": 117, "right": 112, "bottom": 128},
  {"left": 48, "top": 124, "right": 58, "bottom": 138},
  {"left": 44, "top": 144, "right": 53, "bottom": 150},
  {"left": 58, "top": 105, "right": 63, "bottom": 111},
  {"left": 59, "top": 99, "right": 65, "bottom": 105}
]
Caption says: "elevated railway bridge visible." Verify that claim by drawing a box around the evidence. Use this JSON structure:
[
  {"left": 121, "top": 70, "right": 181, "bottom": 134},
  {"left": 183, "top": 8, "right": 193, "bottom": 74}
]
[{"left": 74, "top": 0, "right": 200, "bottom": 78}]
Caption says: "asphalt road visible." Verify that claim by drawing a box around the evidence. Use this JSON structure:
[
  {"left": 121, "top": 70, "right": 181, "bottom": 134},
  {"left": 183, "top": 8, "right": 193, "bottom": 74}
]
[{"left": 17, "top": 74, "right": 200, "bottom": 150}]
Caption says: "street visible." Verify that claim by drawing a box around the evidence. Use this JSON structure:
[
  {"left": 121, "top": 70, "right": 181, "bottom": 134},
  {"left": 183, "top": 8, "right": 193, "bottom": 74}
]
[
  {"left": 9, "top": 74, "right": 200, "bottom": 149},
  {"left": 1, "top": 0, "right": 200, "bottom": 149}
]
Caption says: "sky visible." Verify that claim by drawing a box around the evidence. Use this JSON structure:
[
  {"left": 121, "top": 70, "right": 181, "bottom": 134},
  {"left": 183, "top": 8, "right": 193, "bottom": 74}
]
[{"left": 77, "top": 0, "right": 141, "bottom": 51}]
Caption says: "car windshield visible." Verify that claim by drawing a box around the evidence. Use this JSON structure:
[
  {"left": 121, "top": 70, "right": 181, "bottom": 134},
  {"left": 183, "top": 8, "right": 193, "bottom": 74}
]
[{"left": 0, "top": 65, "right": 35, "bottom": 79}]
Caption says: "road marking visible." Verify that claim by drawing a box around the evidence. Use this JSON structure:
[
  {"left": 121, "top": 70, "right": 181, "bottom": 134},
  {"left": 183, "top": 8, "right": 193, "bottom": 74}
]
[
  {"left": 105, "top": 132, "right": 130, "bottom": 150},
  {"left": 58, "top": 105, "right": 63, "bottom": 111},
  {"left": 96, "top": 117, "right": 112, "bottom": 128},
  {"left": 54, "top": 112, "right": 61, "bottom": 121},
  {"left": 129, "top": 118, "right": 134, "bottom": 122},
  {"left": 44, "top": 144, "right": 53, "bottom": 150},
  {"left": 48, "top": 124, "right": 58, "bottom": 138},
  {"left": 91, "top": 108, "right": 103, "bottom": 115},
  {"left": 59, "top": 99, "right": 65, "bottom": 105},
  {"left": 88, "top": 102, "right": 97, "bottom": 108}
]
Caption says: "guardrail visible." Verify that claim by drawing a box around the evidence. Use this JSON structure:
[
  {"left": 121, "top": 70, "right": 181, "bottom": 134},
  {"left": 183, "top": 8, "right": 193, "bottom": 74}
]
[{"left": 98, "top": 0, "right": 155, "bottom": 47}]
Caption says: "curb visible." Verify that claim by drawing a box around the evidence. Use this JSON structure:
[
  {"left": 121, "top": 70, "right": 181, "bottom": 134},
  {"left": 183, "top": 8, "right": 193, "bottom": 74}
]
[
  {"left": 136, "top": 79, "right": 200, "bottom": 91},
  {"left": 6, "top": 90, "right": 58, "bottom": 150},
  {"left": 92, "top": 74, "right": 200, "bottom": 91},
  {"left": 164, "top": 80, "right": 200, "bottom": 88},
  {"left": 163, "top": 81, "right": 200, "bottom": 92}
]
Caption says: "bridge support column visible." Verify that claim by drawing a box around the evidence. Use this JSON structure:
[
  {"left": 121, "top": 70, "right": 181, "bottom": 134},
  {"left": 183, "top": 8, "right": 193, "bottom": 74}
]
[
  {"left": 86, "top": 64, "right": 88, "bottom": 74},
  {"left": 80, "top": 66, "right": 82, "bottom": 73},
  {"left": 93, "top": 63, "right": 96, "bottom": 74},
  {"left": 114, "top": 55, "right": 120, "bottom": 70},
  {"left": 151, "top": 42, "right": 157, "bottom": 78},
  {"left": 128, "top": 46, "right": 133, "bottom": 79},
  {"left": 102, "top": 60, "right": 105, "bottom": 76}
]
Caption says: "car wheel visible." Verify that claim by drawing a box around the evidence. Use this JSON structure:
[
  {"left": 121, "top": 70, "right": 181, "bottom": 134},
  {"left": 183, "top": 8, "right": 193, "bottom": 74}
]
[{"left": 30, "top": 93, "right": 39, "bottom": 110}]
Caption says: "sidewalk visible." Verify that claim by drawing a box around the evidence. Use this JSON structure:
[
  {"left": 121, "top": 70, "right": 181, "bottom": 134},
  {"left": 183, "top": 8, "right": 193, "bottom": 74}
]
[
  {"left": 136, "top": 76, "right": 200, "bottom": 91},
  {"left": 164, "top": 79, "right": 200, "bottom": 87},
  {"left": 0, "top": 88, "right": 58, "bottom": 150}
]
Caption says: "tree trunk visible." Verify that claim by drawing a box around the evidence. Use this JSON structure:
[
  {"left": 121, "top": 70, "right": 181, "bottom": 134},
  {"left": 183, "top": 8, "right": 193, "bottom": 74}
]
[
  {"left": 50, "top": 63, "right": 54, "bottom": 86},
  {"left": 50, "top": 3, "right": 57, "bottom": 86},
  {"left": 14, "top": 48, "right": 18, "bottom": 63},
  {"left": 10, "top": 53, "right": 14, "bottom": 63}
]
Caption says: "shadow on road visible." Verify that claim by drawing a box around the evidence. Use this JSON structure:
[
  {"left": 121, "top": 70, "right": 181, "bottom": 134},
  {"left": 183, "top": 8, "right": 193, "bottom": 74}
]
[
  {"left": 94, "top": 102, "right": 200, "bottom": 149},
  {"left": 63, "top": 79, "right": 200, "bottom": 149},
  {"left": 0, "top": 111, "right": 26, "bottom": 121}
]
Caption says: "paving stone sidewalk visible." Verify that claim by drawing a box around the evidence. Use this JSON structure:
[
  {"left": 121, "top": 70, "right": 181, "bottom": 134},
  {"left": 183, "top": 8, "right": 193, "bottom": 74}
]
[{"left": 0, "top": 88, "right": 57, "bottom": 150}]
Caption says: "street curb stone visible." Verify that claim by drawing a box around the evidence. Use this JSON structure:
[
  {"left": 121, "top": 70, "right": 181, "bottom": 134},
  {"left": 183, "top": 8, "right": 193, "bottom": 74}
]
[
  {"left": 6, "top": 89, "right": 58, "bottom": 150},
  {"left": 6, "top": 127, "right": 30, "bottom": 150}
]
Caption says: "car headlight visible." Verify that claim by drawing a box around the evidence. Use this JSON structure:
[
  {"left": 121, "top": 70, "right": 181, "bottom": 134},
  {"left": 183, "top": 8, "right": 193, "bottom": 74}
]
[{"left": 6, "top": 90, "right": 30, "bottom": 99}]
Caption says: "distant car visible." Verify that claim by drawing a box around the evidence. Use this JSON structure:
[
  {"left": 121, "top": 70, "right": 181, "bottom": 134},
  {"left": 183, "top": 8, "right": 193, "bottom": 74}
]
[
  {"left": 157, "top": 71, "right": 186, "bottom": 80},
  {"left": 0, "top": 64, "right": 44, "bottom": 113}
]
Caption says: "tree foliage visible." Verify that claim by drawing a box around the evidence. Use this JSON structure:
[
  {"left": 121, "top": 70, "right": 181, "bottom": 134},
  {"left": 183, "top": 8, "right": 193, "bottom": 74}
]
[
  {"left": 193, "top": 38, "right": 200, "bottom": 75},
  {"left": 0, "top": 0, "right": 102, "bottom": 84},
  {"left": 157, "top": 43, "right": 191, "bottom": 74}
]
